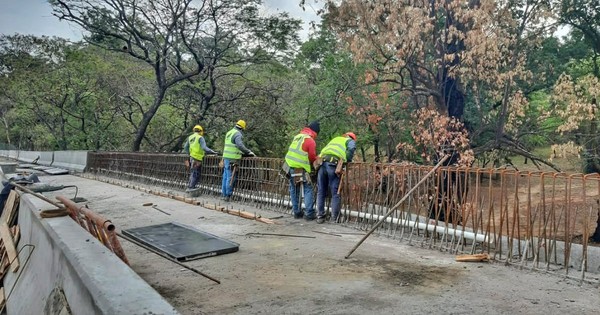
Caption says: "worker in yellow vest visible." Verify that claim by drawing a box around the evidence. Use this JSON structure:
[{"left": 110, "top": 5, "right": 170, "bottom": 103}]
[
  {"left": 284, "top": 121, "right": 320, "bottom": 220},
  {"left": 315, "top": 132, "right": 356, "bottom": 223},
  {"left": 221, "top": 120, "right": 255, "bottom": 201},
  {"left": 184, "top": 125, "right": 218, "bottom": 192}
]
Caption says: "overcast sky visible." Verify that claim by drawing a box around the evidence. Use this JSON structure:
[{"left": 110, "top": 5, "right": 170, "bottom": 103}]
[{"left": 0, "top": 0, "right": 322, "bottom": 41}]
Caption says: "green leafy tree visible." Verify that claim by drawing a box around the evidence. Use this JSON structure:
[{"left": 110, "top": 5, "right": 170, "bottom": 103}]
[{"left": 51, "top": 0, "right": 301, "bottom": 151}]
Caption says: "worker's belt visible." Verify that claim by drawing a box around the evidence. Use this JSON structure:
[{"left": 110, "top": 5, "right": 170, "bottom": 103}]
[
  {"left": 321, "top": 155, "right": 340, "bottom": 164},
  {"left": 291, "top": 168, "right": 305, "bottom": 185}
]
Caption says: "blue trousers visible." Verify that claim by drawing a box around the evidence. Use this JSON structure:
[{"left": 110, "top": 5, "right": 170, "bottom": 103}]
[
  {"left": 221, "top": 159, "right": 238, "bottom": 197},
  {"left": 288, "top": 169, "right": 314, "bottom": 218},
  {"left": 317, "top": 162, "right": 341, "bottom": 220},
  {"left": 187, "top": 158, "right": 202, "bottom": 189}
]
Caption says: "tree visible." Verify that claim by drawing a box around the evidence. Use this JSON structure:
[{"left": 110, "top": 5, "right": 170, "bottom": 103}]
[
  {"left": 555, "top": 0, "right": 600, "bottom": 78},
  {"left": 322, "top": 0, "right": 558, "bottom": 168},
  {"left": 0, "top": 35, "right": 139, "bottom": 150},
  {"left": 51, "top": 0, "right": 300, "bottom": 151}
]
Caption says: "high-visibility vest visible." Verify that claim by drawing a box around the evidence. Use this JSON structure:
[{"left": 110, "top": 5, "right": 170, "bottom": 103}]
[
  {"left": 320, "top": 136, "right": 348, "bottom": 161},
  {"left": 285, "top": 133, "right": 311, "bottom": 172},
  {"left": 187, "top": 133, "right": 205, "bottom": 161},
  {"left": 223, "top": 128, "right": 242, "bottom": 160}
]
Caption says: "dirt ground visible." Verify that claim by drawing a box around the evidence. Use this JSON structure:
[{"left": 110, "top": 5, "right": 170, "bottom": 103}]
[{"left": 42, "top": 174, "right": 600, "bottom": 315}]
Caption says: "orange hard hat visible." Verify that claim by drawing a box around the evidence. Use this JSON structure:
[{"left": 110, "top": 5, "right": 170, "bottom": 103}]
[{"left": 344, "top": 132, "right": 357, "bottom": 141}]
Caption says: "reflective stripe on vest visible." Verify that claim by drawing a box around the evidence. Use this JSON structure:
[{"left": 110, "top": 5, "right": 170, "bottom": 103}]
[
  {"left": 285, "top": 133, "right": 311, "bottom": 172},
  {"left": 320, "top": 136, "right": 348, "bottom": 161},
  {"left": 223, "top": 128, "right": 242, "bottom": 160},
  {"left": 188, "top": 133, "right": 205, "bottom": 161}
]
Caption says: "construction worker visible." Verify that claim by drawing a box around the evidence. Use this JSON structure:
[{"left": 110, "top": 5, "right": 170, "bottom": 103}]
[
  {"left": 221, "top": 120, "right": 255, "bottom": 201},
  {"left": 284, "top": 121, "right": 320, "bottom": 220},
  {"left": 184, "top": 125, "right": 218, "bottom": 192},
  {"left": 315, "top": 132, "right": 356, "bottom": 224}
]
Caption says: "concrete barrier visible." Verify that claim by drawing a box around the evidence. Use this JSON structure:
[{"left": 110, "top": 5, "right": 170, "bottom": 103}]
[
  {"left": 0, "top": 150, "right": 8, "bottom": 158},
  {"left": 7, "top": 150, "right": 18, "bottom": 160},
  {"left": 52, "top": 151, "right": 88, "bottom": 172},
  {"left": 16, "top": 151, "right": 41, "bottom": 164},
  {"left": 38, "top": 151, "right": 54, "bottom": 166},
  {"left": 3, "top": 194, "right": 179, "bottom": 315}
]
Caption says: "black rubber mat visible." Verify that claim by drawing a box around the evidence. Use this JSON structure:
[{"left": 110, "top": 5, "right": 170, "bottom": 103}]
[{"left": 122, "top": 222, "right": 239, "bottom": 261}]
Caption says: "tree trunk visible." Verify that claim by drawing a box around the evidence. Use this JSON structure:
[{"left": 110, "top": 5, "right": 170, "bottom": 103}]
[
  {"left": 131, "top": 88, "right": 166, "bottom": 151},
  {"left": 2, "top": 117, "right": 10, "bottom": 147},
  {"left": 373, "top": 138, "right": 380, "bottom": 162}
]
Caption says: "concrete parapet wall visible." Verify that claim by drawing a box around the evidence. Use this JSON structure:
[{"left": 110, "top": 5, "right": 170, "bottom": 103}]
[
  {"left": 39, "top": 151, "right": 54, "bottom": 166},
  {"left": 52, "top": 150, "right": 87, "bottom": 172},
  {"left": 7, "top": 150, "right": 18, "bottom": 159},
  {"left": 16, "top": 151, "right": 41, "bottom": 163},
  {"left": 3, "top": 194, "right": 178, "bottom": 315}
]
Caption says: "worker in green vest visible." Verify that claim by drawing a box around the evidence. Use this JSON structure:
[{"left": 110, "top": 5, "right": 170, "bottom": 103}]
[
  {"left": 184, "top": 125, "right": 218, "bottom": 192},
  {"left": 315, "top": 132, "right": 356, "bottom": 223},
  {"left": 221, "top": 120, "right": 255, "bottom": 201},
  {"left": 284, "top": 121, "right": 320, "bottom": 220}
]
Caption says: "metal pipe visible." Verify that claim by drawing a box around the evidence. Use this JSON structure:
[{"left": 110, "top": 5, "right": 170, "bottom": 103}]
[{"left": 56, "top": 196, "right": 115, "bottom": 231}]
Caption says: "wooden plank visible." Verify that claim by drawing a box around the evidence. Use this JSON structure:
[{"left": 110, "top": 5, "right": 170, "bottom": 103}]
[
  {"left": 0, "top": 190, "right": 17, "bottom": 223},
  {"left": 455, "top": 254, "right": 489, "bottom": 262},
  {"left": 12, "top": 225, "right": 19, "bottom": 244},
  {"left": 0, "top": 222, "right": 19, "bottom": 272}
]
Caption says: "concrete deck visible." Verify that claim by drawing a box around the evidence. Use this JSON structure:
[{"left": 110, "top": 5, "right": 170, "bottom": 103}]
[{"left": 38, "top": 174, "right": 600, "bottom": 315}]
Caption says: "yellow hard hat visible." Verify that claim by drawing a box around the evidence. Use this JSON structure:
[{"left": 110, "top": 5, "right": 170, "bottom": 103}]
[
  {"left": 235, "top": 120, "right": 247, "bottom": 130},
  {"left": 193, "top": 125, "right": 203, "bottom": 132}
]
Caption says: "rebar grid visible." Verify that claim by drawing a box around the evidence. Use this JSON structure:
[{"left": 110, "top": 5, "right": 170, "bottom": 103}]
[{"left": 87, "top": 152, "right": 600, "bottom": 280}]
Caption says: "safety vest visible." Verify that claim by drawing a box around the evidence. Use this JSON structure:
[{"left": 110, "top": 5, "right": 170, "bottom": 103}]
[
  {"left": 320, "top": 136, "right": 348, "bottom": 161},
  {"left": 187, "top": 133, "right": 206, "bottom": 161},
  {"left": 285, "top": 133, "right": 311, "bottom": 172},
  {"left": 223, "top": 128, "right": 242, "bottom": 160}
]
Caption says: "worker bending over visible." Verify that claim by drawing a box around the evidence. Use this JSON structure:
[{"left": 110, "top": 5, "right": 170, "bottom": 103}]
[
  {"left": 284, "top": 121, "right": 320, "bottom": 220},
  {"left": 315, "top": 132, "right": 356, "bottom": 223}
]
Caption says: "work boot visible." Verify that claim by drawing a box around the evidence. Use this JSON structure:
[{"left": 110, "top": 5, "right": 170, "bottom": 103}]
[
  {"left": 304, "top": 215, "right": 316, "bottom": 221},
  {"left": 293, "top": 212, "right": 304, "bottom": 219},
  {"left": 316, "top": 217, "right": 325, "bottom": 224},
  {"left": 223, "top": 196, "right": 231, "bottom": 202}
]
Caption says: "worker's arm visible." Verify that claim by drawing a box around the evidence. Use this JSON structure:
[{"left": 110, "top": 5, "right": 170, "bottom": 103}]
[
  {"left": 232, "top": 133, "right": 253, "bottom": 155},
  {"left": 199, "top": 137, "right": 218, "bottom": 155},
  {"left": 346, "top": 139, "right": 356, "bottom": 163},
  {"left": 302, "top": 137, "right": 317, "bottom": 164}
]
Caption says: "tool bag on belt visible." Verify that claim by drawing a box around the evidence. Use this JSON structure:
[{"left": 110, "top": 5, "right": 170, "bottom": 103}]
[
  {"left": 335, "top": 159, "right": 344, "bottom": 176},
  {"left": 291, "top": 168, "right": 305, "bottom": 185},
  {"left": 191, "top": 158, "right": 202, "bottom": 169}
]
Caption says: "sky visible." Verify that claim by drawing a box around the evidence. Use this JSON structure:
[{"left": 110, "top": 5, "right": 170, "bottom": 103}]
[{"left": 0, "top": 0, "right": 322, "bottom": 41}]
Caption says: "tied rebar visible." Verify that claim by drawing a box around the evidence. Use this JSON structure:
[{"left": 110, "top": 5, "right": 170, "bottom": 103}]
[{"left": 87, "top": 152, "right": 600, "bottom": 282}]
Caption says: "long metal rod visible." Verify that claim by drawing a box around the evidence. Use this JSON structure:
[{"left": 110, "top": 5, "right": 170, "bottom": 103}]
[
  {"left": 117, "top": 232, "right": 221, "bottom": 284},
  {"left": 344, "top": 155, "right": 449, "bottom": 259},
  {"left": 11, "top": 182, "right": 63, "bottom": 209},
  {"left": 245, "top": 232, "right": 316, "bottom": 239}
]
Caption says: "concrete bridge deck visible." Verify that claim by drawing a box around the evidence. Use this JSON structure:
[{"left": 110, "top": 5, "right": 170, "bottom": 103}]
[{"left": 29, "top": 173, "right": 600, "bottom": 314}]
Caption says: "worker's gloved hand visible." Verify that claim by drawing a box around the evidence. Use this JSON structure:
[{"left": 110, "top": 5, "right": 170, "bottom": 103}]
[{"left": 248, "top": 151, "right": 256, "bottom": 157}]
